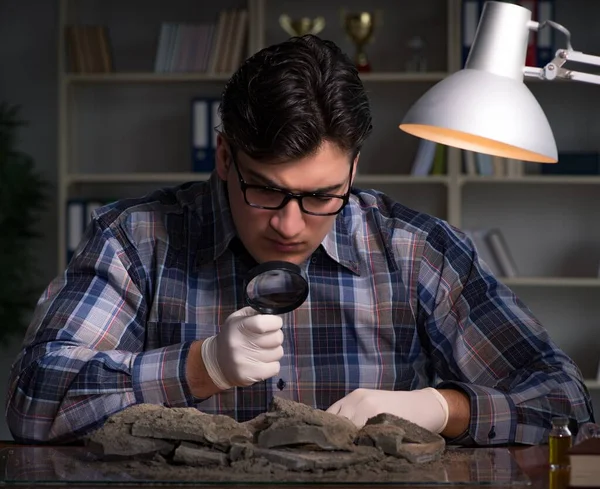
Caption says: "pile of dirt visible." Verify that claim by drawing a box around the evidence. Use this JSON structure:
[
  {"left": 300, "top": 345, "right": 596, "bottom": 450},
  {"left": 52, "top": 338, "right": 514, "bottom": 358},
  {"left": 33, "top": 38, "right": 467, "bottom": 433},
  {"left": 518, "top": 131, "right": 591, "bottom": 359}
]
[{"left": 78, "top": 397, "right": 447, "bottom": 482}]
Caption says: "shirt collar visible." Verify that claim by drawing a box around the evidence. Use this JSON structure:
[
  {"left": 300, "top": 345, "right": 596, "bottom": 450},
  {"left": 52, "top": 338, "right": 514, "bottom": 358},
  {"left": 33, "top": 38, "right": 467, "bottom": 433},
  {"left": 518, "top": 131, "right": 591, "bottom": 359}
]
[
  {"left": 195, "top": 175, "right": 360, "bottom": 275},
  {"left": 194, "top": 172, "right": 237, "bottom": 267},
  {"left": 320, "top": 195, "right": 361, "bottom": 275}
]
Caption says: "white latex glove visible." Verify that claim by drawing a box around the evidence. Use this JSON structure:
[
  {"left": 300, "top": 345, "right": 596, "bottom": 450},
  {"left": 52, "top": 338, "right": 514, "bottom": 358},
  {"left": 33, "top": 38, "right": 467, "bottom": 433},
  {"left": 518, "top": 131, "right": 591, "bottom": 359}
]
[
  {"left": 326, "top": 387, "right": 449, "bottom": 433},
  {"left": 201, "top": 306, "right": 284, "bottom": 390}
]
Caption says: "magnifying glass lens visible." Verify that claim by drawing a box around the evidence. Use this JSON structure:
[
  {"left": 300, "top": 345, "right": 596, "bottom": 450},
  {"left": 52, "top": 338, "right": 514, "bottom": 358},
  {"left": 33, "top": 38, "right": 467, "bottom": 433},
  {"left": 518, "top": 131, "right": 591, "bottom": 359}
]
[{"left": 244, "top": 261, "right": 309, "bottom": 315}]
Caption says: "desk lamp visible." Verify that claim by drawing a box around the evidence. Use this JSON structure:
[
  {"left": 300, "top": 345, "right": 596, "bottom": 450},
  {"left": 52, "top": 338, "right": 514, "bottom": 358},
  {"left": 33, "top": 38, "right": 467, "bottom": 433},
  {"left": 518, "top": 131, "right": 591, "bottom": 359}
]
[{"left": 399, "top": 0, "right": 600, "bottom": 163}]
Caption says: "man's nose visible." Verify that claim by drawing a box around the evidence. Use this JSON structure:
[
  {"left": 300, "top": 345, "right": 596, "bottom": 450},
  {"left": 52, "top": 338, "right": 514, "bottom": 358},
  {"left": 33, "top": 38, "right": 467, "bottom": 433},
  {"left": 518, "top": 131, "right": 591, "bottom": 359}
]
[{"left": 270, "top": 198, "right": 306, "bottom": 238}]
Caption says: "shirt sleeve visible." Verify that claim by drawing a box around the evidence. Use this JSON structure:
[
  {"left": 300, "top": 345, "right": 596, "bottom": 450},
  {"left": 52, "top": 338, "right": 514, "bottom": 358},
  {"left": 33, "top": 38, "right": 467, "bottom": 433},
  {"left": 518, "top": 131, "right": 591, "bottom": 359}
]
[
  {"left": 5, "top": 217, "right": 197, "bottom": 444},
  {"left": 416, "top": 222, "right": 594, "bottom": 446}
]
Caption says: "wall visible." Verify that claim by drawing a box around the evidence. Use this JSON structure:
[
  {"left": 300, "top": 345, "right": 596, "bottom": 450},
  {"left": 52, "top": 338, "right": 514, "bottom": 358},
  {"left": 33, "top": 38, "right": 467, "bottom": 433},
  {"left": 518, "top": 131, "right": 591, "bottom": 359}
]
[{"left": 0, "top": 0, "right": 58, "bottom": 440}]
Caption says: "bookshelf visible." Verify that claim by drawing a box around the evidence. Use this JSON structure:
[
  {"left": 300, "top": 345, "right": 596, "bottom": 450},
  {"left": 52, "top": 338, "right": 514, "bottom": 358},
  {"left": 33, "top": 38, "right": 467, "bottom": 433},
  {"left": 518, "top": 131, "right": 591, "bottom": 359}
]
[{"left": 57, "top": 0, "right": 600, "bottom": 412}]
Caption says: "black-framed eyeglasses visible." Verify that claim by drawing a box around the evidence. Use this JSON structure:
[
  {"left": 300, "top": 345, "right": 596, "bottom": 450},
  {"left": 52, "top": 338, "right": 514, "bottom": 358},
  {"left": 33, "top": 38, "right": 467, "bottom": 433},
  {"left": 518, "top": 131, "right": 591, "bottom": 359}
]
[{"left": 230, "top": 150, "right": 353, "bottom": 216}]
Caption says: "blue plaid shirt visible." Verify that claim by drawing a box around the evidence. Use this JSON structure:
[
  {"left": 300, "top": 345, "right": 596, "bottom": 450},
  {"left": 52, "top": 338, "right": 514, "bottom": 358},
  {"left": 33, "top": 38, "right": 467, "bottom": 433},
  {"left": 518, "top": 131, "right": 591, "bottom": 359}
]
[{"left": 6, "top": 173, "right": 593, "bottom": 444}]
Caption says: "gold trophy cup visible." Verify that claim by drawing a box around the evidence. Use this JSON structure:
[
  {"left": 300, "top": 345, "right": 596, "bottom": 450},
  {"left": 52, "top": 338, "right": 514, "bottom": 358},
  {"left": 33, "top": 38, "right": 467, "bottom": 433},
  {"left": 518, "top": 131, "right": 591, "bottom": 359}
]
[
  {"left": 279, "top": 15, "right": 326, "bottom": 37},
  {"left": 343, "top": 11, "right": 375, "bottom": 72}
]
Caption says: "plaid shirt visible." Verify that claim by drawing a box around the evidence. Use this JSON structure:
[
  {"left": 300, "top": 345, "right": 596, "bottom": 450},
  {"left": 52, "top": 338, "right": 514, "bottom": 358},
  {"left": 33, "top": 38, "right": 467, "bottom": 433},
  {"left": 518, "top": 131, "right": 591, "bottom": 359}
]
[{"left": 6, "top": 173, "right": 593, "bottom": 444}]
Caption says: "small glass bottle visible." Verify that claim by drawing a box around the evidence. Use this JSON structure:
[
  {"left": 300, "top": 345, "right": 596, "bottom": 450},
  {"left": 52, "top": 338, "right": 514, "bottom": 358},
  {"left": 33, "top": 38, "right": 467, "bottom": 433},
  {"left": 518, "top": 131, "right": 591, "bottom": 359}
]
[{"left": 549, "top": 416, "right": 572, "bottom": 469}]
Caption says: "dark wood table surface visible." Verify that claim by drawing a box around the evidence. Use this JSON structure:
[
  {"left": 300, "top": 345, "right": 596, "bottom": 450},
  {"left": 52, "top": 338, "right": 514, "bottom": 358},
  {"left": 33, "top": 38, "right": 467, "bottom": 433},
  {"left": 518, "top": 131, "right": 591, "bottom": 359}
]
[{"left": 0, "top": 441, "right": 565, "bottom": 488}]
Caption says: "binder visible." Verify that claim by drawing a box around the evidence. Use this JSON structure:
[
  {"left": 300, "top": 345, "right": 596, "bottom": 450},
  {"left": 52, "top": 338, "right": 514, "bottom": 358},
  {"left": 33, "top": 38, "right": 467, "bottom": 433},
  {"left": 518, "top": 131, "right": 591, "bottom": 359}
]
[{"left": 191, "top": 98, "right": 221, "bottom": 172}]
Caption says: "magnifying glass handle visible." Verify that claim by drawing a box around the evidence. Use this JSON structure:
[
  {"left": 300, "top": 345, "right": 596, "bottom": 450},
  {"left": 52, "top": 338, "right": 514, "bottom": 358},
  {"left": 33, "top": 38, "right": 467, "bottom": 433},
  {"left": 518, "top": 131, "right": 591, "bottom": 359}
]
[{"left": 264, "top": 379, "right": 270, "bottom": 412}]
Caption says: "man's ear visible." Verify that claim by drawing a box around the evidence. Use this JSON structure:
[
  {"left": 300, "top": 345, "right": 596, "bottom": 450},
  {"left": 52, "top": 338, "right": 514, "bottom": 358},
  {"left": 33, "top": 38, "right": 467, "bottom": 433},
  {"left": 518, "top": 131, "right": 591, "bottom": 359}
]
[{"left": 215, "top": 134, "right": 231, "bottom": 181}]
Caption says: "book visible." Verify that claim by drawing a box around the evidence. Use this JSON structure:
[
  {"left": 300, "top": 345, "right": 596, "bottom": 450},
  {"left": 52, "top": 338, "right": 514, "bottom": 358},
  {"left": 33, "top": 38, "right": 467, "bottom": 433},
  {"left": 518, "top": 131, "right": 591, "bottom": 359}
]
[
  {"left": 463, "top": 229, "right": 502, "bottom": 276},
  {"left": 486, "top": 229, "right": 519, "bottom": 277},
  {"left": 410, "top": 139, "right": 437, "bottom": 176},
  {"left": 65, "top": 25, "right": 113, "bottom": 73},
  {"left": 569, "top": 437, "right": 600, "bottom": 487},
  {"left": 191, "top": 98, "right": 220, "bottom": 172},
  {"left": 463, "top": 150, "right": 477, "bottom": 175}
]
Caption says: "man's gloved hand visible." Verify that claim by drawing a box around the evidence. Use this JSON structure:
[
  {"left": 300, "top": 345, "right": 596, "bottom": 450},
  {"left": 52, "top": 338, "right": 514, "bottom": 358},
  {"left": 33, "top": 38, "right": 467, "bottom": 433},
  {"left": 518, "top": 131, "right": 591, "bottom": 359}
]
[
  {"left": 201, "top": 306, "right": 284, "bottom": 390},
  {"left": 326, "top": 387, "right": 450, "bottom": 433}
]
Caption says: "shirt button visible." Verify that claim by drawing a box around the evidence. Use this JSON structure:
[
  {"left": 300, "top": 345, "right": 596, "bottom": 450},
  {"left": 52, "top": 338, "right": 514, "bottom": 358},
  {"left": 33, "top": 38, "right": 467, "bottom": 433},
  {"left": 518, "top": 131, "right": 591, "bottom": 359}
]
[
  {"left": 311, "top": 256, "right": 318, "bottom": 264},
  {"left": 488, "top": 427, "right": 496, "bottom": 439},
  {"left": 277, "top": 378, "right": 286, "bottom": 390}
]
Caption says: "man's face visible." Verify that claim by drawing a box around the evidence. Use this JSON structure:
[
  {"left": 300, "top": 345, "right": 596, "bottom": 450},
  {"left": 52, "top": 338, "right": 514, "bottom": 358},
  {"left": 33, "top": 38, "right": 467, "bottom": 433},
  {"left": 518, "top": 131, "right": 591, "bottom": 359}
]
[{"left": 216, "top": 137, "right": 357, "bottom": 265}]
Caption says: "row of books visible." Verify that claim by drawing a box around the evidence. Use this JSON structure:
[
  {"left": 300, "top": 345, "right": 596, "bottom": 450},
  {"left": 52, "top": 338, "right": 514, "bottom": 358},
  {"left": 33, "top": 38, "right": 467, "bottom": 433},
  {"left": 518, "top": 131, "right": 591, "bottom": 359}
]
[
  {"left": 154, "top": 9, "right": 248, "bottom": 73},
  {"left": 410, "top": 140, "right": 447, "bottom": 176},
  {"left": 463, "top": 150, "right": 525, "bottom": 177},
  {"left": 65, "top": 25, "right": 113, "bottom": 73},
  {"left": 464, "top": 228, "right": 519, "bottom": 277},
  {"left": 461, "top": 0, "right": 556, "bottom": 68},
  {"left": 410, "top": 141, "right": 525, "bottom": 177}
]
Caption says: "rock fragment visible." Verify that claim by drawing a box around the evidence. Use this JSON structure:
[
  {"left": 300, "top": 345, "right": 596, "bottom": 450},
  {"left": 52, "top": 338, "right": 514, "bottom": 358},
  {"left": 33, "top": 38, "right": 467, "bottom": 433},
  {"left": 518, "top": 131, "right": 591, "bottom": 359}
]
[
  {"left": 130, "top": 408, "right": 252, "bottom": 450},
  {"left": 355, "top": 423, "right": 406, "bottom": 457},
  {"left": 364, "top": 412, "right": 445, "bottom": 463},
  {"left": 172, "top": 442, "right": 228, "bottom": 467}
]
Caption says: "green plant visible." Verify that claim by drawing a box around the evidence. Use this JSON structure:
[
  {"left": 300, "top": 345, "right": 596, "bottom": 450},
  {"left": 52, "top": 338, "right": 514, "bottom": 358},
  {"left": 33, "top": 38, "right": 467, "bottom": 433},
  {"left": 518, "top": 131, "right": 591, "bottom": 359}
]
[{"left": 0, "top": 104, "right": 47, "bottom": 346}]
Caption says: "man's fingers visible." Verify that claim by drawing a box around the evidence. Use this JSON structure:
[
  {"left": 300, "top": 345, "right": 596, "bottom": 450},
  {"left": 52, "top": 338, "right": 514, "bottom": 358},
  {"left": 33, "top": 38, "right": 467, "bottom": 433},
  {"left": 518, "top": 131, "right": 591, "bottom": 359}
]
[
  {"left": 241, "top": 314, "right": 283, "bottom": 335},
  {"left": 229, "top": 306, "right": 259, "bottom": 319},
  {"left": 248, "top": 361, "right": 281, "bottom": 382},
  {"left": 249, "top": 329, "right": 284, "bottom": 349}
]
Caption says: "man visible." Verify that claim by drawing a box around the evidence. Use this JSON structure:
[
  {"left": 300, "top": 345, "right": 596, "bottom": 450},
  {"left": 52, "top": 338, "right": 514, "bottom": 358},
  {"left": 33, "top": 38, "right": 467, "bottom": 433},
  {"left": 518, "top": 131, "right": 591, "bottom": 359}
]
[{"left": 6, "top": 35, "right": 593, "bottom": 445}]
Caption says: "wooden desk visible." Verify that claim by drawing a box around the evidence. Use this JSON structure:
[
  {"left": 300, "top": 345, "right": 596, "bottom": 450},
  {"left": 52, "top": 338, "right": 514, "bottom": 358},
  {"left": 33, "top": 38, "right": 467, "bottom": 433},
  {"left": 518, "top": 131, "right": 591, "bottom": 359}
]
[{"left": 0, "top": 441, "right": 561, "bottom": 488}]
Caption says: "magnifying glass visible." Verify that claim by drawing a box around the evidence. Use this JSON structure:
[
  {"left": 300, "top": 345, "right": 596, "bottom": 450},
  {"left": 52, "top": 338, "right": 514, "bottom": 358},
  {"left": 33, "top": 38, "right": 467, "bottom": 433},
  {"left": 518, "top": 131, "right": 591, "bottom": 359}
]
[{"left": 244, "top": 261, "right": 309, "bottom": 315}]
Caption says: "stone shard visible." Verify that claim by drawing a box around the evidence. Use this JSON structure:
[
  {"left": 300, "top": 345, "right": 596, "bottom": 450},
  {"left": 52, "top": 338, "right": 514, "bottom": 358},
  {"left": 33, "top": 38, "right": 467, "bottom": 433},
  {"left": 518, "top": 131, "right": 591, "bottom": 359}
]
[
  {"left": 269, "top": 396, "right": 357, "bottom": 430},
  {"left": 229, "top": 443, "right": 253, "bottom": 462},
  {"left": 241, "top": 412, "right": 270, "bottom": 437},
  {"left": 172, "top": 442, "right": 229, "bottom": 467},
  {"left": 86, "top": 416, "right": 175, "bottom": 458},
  {"left": 396, "top": 439, "right": 446, "bottom": 464},
  {"left": 107, "top": 403, "right": 165, "bottom": 424},
  {"left": 257, "top": 421, "right": 353, "bottom": 451},
  {"left": 355, "top": 423, "right": 406, "bottom": 457},
  {"left": 365, "top": 412, "right": 445, "bottom": 444},
  {"left": 258, "top": 396, "right": 357, "bottom": 450},
  {"left": 252, "top": 445, "right": 381, "bottom": 472},
  {"left": 130, "top": 407, "right": 252, "bottom": 450},
  {"left": 362, "top": 412, "right": 445, "bottom": 463}
]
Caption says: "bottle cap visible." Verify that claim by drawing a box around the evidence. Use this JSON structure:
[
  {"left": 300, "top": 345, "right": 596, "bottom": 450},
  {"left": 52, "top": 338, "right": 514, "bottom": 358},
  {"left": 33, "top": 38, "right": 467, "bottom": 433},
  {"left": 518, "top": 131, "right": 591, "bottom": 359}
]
[{"left": 551, "top": 416, "right": 569, "bottom": 427}]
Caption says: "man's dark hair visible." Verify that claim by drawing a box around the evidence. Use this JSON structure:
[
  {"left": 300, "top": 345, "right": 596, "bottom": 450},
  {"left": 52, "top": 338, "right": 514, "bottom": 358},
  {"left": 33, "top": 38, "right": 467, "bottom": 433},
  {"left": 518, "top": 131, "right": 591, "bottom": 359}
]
[{"left": 219, "top": 34, "right": 373, "bottom": 162}]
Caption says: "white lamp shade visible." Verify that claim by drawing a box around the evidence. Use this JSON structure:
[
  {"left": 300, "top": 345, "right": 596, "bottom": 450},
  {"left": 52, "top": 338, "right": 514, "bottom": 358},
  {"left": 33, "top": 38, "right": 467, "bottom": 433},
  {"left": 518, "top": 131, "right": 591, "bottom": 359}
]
[
  {"left": 400, "top": 69, "right": 557, "bottom": 163},
  {"left": 400, "top": 1, "right": 558, "bottom": 163}
]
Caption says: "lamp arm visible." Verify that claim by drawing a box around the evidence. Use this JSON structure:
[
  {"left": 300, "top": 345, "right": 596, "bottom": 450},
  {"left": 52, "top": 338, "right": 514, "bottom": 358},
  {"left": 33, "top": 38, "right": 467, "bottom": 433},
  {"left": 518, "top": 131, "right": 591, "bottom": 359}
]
[{"left": 523, "top": 20, "right": 600, "bottom": 86}]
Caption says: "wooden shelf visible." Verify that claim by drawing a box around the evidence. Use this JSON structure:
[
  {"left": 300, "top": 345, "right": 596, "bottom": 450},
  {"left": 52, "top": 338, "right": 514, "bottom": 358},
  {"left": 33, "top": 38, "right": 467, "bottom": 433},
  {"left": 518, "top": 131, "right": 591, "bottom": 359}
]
[
  {"left": 63, "top": 71, "right": 450, "bottom": 84},
  {"left": 67, "top": 173, "right": 450, "bottom": 185},
  {"left": 584, "top": 380, "right": 600, "bottom": 390},
  {"left": 64, "top": 72, "right": 233, "bottom": 84},
  {"left": 359, "top": 72, "right": 449, "bottom": 82},
  {"left": 67, "top": 173, "right": 211, "bottom": 184},
  {"left": 502, "top": 277, "right": 600, "bottom": 287},
  {"left": 60, "top": 72, "right": 578, "bottom": 87},
  {"left": 460, "top": 175, "right": 600, "bottom": 185},
  {"left": 355, "top": 175, "right": 449, "bottom": 185}
]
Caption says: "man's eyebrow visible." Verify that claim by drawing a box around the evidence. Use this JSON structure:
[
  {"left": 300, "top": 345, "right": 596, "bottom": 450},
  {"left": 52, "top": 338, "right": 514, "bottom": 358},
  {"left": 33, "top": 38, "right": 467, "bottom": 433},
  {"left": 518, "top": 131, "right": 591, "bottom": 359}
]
[{"left": 244, "top": 167, "right": 346, "bottom": 194}]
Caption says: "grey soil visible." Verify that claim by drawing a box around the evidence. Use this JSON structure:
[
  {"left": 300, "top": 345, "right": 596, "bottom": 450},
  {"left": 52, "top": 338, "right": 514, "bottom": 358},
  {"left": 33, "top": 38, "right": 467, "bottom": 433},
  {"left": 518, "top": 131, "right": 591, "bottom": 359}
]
[{"left": 73, "top": 397, "right": 453, "bottom": 483}]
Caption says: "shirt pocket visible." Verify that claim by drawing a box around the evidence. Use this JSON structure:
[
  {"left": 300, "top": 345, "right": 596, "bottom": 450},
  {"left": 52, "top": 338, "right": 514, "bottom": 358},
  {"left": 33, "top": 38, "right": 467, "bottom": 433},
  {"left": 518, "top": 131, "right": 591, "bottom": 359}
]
[{"left": 145, "top": 322, "right": 214, "bottom": 350}]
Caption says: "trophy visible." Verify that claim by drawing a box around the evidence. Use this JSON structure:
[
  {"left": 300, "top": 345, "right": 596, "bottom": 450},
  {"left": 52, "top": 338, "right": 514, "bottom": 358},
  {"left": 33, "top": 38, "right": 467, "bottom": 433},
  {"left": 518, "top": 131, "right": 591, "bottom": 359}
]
[
  {"left": 279, "top": 15, "right": 326, "bottom": 37},
  {"left": 342, "top": 11, "right": 375, "bottom": 72}
]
